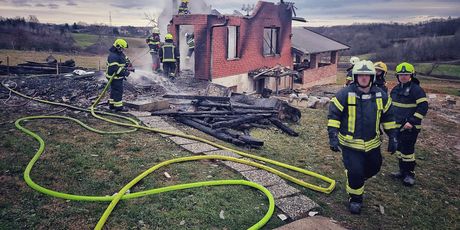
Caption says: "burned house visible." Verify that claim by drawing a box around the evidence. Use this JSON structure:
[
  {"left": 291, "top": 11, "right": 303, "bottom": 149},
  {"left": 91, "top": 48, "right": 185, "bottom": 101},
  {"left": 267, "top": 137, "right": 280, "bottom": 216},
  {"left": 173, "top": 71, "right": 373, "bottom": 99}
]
[
  {"left": 291, "top": 27, "right": 349, "bottom": 88},
  {"left": 167, "top": 0, "right": 348, "bottom": 93}
]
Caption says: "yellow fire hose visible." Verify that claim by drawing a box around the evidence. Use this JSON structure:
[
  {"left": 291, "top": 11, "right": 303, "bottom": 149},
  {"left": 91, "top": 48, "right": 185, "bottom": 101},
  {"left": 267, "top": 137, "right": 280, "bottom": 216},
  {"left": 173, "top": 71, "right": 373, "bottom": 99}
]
[{"left": 2, "top": 76, "right": 336, "bottom": 229}]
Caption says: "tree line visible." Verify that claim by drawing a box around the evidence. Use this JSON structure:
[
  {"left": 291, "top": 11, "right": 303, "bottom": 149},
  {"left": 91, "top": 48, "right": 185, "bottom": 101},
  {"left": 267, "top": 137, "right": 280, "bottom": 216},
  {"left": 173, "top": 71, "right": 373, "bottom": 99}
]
[
  {"left": 308, "top": 17, "right": 460, "bottom": 62},
  {"left": 0, "top": 16, "right": 150, "bottom": 54}
]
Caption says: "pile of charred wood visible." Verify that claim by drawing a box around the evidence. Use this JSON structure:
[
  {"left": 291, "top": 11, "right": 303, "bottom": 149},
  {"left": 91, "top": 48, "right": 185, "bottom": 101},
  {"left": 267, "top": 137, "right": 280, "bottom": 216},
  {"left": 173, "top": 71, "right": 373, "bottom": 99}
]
[
  {"left": 249, "top": 64, "right": 299, "bottom": 95},
  {"left": 152, "top": 94, "right": 301, "bottom": 148},
  {"left": 0, "top": 56, "right": 77, "bottom": 75}
]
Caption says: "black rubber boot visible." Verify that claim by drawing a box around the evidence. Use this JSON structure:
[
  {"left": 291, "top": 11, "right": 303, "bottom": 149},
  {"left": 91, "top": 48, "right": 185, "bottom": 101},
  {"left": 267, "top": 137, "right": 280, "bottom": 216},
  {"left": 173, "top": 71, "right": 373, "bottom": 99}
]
[
  {"left": 349, "top": 202, "right": 362, "bottom": 214},
  {"left": 114, "top": 106, "right": 129, "bottom": 112},
  {"left": 403, "top": 175, "right": 415, "bottom": 186},
  {"left": 390, "top": 171, "right": 404, "bottom": 179}
]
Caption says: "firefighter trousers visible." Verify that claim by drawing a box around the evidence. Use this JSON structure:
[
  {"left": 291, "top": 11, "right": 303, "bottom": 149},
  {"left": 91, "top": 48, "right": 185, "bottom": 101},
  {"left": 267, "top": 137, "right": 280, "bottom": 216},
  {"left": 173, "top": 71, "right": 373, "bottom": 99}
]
[
  {"left": 396, "top": 129, "right": 419, "bottom": 177},
  {"left": 109, "top": 78, "right": 124, "bottom": 108},
  {"left": 342, "top": 146, "right": 382, "bottom": 203},
  {"left": 150, "top": 52, "right": 160, "bottom": 71},
  {"left": 162, "top": 62, "right": 176, "bottom": 78}
]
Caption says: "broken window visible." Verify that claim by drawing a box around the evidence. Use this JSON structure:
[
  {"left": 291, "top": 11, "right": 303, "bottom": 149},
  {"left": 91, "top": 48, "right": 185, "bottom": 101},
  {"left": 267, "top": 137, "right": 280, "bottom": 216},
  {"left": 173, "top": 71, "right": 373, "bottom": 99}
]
[
  {"left": 263, "top": 27, "right": 279, "bottom": 56},
  {"left": 227, "top": 26, "right": 239, "bottom": 59}
]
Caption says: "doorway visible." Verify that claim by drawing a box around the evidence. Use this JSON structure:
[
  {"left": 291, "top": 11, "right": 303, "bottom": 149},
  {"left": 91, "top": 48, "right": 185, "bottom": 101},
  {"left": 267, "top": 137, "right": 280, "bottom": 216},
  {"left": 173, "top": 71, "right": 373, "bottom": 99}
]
[{"left": 178, "top": 25, "right": 195, "bottom": 73}]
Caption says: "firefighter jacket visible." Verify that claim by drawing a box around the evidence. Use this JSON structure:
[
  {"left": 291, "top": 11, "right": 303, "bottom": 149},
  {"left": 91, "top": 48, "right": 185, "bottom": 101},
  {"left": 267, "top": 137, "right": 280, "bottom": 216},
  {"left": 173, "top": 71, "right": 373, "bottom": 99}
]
[
  {"left": 328, "top": 84, "right": 398, "bottom": 152},
  {"left": 186, "top": 36, "right": 195, "bottom": 49},
  {"left": 390, "top": 79, "right": 428, "bottom": 130},
  {"left": 159, "top": 41, "right": 180, "bottom": 63},
  {"left": 146, "top": 34, "right": 161, "bottom": 53},
  {"left": 375, "top": 74, "right": 388, "bottom": 93},
  {"left": 106, "top": 46, "right": 129, "bottom": 80},
  {"left": 178, "top": 2, "right": 190, "bottom": 15}
]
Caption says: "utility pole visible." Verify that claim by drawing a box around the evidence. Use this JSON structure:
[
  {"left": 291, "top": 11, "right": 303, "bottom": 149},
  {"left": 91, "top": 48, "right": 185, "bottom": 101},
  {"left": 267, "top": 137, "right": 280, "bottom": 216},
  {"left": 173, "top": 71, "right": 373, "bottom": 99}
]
[{"left": 109, "top": 11, "right": 112, "bottom": 27}]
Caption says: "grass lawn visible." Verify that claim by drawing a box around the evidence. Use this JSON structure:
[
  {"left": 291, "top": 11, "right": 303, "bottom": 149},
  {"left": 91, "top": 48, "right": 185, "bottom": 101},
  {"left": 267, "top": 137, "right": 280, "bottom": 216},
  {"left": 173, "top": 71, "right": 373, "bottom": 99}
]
[
  {"left": 154, "top": 106, "right": 460, "bottom": 229},
  {"left": 71, "top": 33, "right": 100, "bottom": 49},
  {"left": 0, "top": 49, "right": 106, "bottom": 70},
  {"left": 0, "top": 106, "right": 284, "bottom": 229},
  {"left": 415, "top": 63, "right": 460, "bottom": 78}
]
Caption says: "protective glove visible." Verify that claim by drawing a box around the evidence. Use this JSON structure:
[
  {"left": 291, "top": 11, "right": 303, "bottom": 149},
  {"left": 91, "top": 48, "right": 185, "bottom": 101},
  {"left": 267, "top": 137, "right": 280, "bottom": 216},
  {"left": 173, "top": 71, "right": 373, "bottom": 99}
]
[
  {"left": 387, "top": 136, "right": 398, "bottom": 154},
  {"left": 328, "top": 132, "right": 340, "bottom": 152}
]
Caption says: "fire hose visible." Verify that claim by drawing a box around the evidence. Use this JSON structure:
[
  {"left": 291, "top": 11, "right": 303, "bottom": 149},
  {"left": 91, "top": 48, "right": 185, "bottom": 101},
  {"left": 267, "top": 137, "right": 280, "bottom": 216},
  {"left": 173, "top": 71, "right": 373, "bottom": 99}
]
[{"left": 2, "top": 77, "right": 336, "bottom": 229}]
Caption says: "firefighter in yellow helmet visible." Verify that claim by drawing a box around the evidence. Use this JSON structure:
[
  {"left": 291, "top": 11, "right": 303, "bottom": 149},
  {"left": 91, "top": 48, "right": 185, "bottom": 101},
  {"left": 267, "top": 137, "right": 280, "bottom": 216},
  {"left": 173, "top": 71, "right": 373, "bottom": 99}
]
[
  {"left": 374, "top": 61, "right": 388, "bottom": 93},
  {"left": 159, "top": 33, "right": 180, "bottom": 79},
  {"left": 105, "top": 38, "right": 131, "bottom": 112},
  {"left": 389, "top": 62, "right": 428, "bottom": 186},
  {"left": 178, "top": 0, "right": 190, "bottom": 15},
  {"left": 327, "top": 60, "right": 398, "bottom": 214}
]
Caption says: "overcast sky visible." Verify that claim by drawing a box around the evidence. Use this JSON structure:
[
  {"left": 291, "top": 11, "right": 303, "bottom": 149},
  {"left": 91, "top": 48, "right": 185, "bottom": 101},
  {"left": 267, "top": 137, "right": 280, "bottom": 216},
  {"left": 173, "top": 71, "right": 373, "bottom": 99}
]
[{"left": 0, "top": 0, "right": 459, "bottom": 26}]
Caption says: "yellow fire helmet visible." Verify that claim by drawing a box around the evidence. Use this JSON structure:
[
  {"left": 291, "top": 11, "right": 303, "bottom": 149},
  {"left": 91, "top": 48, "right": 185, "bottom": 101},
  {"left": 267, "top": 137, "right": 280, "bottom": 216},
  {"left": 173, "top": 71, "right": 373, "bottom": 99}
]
[
  {"left": 113, "top": 38, "right": 128, "bottom": 49},
  {"left": 374, "top": 61, "right": 388, "bottom": 73},
  {"left": 395, "top": 62, "right": 415, "bottom": 75},
  {"left": 165, "top": 33, "right": 173, "bottom": 40}
]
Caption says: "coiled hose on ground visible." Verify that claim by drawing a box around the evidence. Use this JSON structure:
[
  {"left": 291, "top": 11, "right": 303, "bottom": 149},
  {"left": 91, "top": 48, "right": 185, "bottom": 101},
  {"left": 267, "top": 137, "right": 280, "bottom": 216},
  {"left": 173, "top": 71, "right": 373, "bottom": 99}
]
[{"left": 2, "top": 76, "right": 335, "bottom": 230}]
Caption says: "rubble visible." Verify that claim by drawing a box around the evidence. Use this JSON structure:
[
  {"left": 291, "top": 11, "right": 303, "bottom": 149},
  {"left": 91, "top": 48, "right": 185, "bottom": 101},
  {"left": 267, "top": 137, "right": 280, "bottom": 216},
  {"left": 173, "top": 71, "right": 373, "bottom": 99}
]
[
  {"left": 152, "top": 93, "right": 301, "bottom": 148},
  {"left": 1, "top": 73, "right": 167, "bottom": 108},
  {"left": 0, "top": 59, "right": 80, "bottom": 75}
]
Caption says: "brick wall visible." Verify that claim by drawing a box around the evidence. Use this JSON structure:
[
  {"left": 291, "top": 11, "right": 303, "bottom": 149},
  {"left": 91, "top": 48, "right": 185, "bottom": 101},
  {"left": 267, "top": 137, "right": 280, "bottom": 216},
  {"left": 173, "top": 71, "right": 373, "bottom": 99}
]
[
  {"left": 295, "top": 64, "right": 338, "bottom": 89},
  {"left": 169, "top": 1, "right": 293, "bottom": 82},
  {"left": 211, "top": 2, "right": 292, "bottom": 79}
]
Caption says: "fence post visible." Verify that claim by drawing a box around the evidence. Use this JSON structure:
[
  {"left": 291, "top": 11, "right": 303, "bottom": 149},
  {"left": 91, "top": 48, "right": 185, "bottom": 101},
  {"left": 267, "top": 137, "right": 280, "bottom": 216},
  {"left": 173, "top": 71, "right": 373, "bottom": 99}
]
[
  {"left": 98, "top": 59, "right": 101, "bottom": 71},
  {"left": 6, "top": 56, "right": 10, "bottom": 75}
]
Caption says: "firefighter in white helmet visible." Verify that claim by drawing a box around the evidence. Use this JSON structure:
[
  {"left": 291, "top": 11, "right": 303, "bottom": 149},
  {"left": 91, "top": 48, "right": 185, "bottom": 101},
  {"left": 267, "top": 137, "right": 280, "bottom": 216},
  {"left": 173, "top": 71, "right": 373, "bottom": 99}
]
[
  {"left": 345, "top": 56, "right": 360, "bottom": 86},
  {"left": 327, "top": 60, "right": 398, "bottom": 214},
  {"left": 146, "top": 27, "right": 161, "bottom": 72}
]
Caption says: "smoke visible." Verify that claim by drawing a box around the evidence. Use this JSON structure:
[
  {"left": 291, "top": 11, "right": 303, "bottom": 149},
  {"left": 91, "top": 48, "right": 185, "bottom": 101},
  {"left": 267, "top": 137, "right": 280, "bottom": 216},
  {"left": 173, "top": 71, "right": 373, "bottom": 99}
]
[
  {"left": 121, "top": 0, "right": 215, "bottom": 93},
  {"left": 157, "top": 0, "right": 212, "bottom": 40}
]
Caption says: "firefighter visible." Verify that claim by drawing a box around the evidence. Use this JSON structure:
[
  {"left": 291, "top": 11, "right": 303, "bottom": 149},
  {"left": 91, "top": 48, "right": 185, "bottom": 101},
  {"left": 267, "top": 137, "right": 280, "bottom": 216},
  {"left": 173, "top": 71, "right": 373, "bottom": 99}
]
[
  {"left": 345, "top": 56, "right": 360, "bottom": 86},
  {"left": 185, "top": 32, "right": 195, "bottom": 60},
  {"left": 106, "top": 38, "right": 131, "bottom": 112},
  {"left": 159, "top": 33, "right": 180, "bottom": 79},
  {"left": 178, "top": 0, "right": 190, "bottom": 15},
  {"left": 327, "top": 60, "right": 398, "bottom": 214},
  {"left": 374, "top": 61, "right": 389, "bottom": 93},
  {"left": 146, "top": 27, "right": 161, "bottom": 72},
  {"left": 389, "top": 62, "right": 428, "bottom": 186}
]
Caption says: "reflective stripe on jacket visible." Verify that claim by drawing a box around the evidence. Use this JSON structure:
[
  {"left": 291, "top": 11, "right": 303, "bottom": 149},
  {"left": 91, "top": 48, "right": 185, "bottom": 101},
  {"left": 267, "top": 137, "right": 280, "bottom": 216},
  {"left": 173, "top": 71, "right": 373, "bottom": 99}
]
[
  {"left": 160, "top": 42, "right": 179, "bottom": 63},
  {"left": 390, "top": 80, "right": 428, "bottom": 129},
  {"left": 328, "top": 85, "right": 397, "bottom": 152},
  {"left": 105, "top": 46, "right": 128, "bottom": 80},
  {"left": 186, "top": 37, "right": 195, "bottom": 48}
]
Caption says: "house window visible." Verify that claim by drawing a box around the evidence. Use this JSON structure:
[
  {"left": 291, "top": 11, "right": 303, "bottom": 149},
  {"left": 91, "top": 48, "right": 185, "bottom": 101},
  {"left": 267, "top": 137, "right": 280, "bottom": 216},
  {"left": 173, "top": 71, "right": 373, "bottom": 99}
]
[
  {"left": 263, "top": 27, "right": 279, "bottom": 56},
  {"left": 227, "top": 26, "right": 239, "bottom": 59}
]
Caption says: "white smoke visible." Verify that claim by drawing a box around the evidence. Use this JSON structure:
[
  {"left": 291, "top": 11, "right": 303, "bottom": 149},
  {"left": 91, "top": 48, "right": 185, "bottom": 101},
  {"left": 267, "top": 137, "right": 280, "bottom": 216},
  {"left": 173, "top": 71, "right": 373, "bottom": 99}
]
[{"left": 157, "top": 0, "right": 212, "bottom": 41}]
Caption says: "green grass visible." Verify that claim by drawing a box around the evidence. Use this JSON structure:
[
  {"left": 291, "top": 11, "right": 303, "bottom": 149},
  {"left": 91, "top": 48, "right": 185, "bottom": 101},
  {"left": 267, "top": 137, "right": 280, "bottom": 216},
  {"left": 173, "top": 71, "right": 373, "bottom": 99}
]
[
  {"left": 71, "top": 33, "right": 100, "bottom": 49},
  {"left": 0, "top": 108, "right": 283, "bottom": 229},
  {"left": 415, "top": 63, "right": 460, "bottom": 78},
  {"left": 165, "top": 106, "right": 460, "bottom": 229}
]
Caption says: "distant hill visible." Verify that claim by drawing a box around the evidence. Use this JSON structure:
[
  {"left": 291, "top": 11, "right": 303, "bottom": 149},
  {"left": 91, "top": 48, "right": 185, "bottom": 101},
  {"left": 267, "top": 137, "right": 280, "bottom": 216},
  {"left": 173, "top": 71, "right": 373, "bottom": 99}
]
[
  {"left": 308, "top": 18, "right": 460, "bottom": 62},
  {"left": 0, "top": 16, "right": 150, "bottom": 54}
]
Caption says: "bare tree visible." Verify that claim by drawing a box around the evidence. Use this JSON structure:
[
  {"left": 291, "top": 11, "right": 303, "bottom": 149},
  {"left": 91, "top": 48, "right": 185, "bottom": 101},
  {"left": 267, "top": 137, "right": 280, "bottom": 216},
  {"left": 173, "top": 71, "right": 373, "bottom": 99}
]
[{"left": 143, "top": 12, "right": 158, "bottom": 28}]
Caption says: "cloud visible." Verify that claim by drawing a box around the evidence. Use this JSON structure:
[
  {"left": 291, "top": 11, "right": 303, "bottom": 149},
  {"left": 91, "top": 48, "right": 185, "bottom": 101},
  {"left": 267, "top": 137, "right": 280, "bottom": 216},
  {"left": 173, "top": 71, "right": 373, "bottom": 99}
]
[
  {"left": 110, "top": 0, "right": 153, "bottom": 9},
  {"left": 66, "top": 0, "right": 77, "bottom": 6},
  {"left": 35, "top": 3, "right": 45, "bottom": 7},
  {"left": 48, "top": 3, "right": 59, "bottom": 9},
  {"left": 11, "top": 0, "right": 31, "bottom": 7}
]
